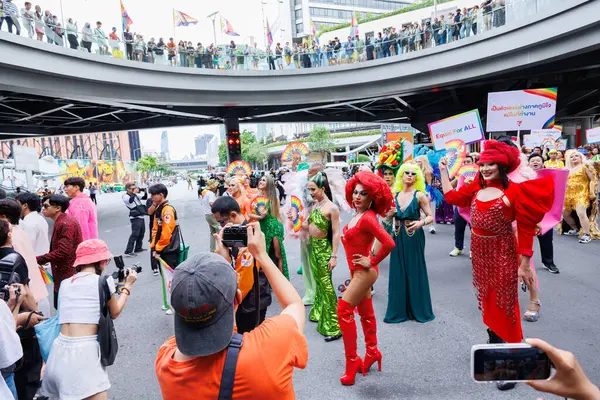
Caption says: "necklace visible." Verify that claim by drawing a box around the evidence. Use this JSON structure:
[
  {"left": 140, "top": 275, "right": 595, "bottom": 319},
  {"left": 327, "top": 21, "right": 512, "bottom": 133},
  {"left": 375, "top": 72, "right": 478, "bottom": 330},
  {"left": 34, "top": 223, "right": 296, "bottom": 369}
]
[{"left": 314, "top": 198, "right": 328, "bottom": 209}]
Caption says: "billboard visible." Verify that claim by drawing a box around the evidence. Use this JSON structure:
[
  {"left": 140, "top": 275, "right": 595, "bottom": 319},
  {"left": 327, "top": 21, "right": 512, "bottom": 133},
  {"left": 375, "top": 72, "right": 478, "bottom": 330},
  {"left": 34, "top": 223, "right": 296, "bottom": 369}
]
[
  {"left": 381, "top": 123, "right": 414, "bottom": 162},
  {"left": 57, "top": 160, "right": 137, "bottom": 185},
  {"left": 486, "top": 88, "right": 557, "bottom": 132}
]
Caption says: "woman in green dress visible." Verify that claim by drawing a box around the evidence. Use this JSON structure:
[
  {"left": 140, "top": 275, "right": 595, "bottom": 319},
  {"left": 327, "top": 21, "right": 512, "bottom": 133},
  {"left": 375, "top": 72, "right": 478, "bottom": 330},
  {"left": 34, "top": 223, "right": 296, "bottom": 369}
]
[
  {"left": 384, "top": 162, "right": 435, "bottom": 323},
  {"left": 249, "top": 174, "right": 289, "bottom": 279},
  {"left": 305, "top": 172, "right": 342, "bottom": 341}
]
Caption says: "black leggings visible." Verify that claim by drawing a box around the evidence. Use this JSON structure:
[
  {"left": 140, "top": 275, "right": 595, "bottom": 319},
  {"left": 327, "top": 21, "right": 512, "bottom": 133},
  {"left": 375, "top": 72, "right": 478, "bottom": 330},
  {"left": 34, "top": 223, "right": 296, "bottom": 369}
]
[{"left": 82, "top": 40, "right": 92, "bottom": 53}]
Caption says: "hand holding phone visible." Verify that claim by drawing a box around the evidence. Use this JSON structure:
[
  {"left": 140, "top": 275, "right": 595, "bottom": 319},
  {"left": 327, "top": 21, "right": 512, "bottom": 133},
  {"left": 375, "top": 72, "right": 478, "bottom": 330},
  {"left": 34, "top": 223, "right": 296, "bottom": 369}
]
[{"left": 524, "top": 338, "right": 600, "bottom": 400}]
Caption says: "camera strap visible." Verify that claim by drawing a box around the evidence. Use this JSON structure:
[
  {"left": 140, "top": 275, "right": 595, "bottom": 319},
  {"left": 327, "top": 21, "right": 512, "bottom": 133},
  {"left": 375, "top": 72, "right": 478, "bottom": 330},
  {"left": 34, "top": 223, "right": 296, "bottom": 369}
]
[
  {"left": 217, "top": 333, "right": 244, "bottom": 400},
  {"left": 253, "top": 260, "right": 260, "bottom": 327}
]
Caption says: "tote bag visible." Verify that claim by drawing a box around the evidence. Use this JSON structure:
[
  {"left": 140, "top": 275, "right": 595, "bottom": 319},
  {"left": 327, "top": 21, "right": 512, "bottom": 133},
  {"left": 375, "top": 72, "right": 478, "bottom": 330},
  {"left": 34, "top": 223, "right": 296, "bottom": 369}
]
[{"left": 34, "top": 309, "right": 60, "bottom": 363}]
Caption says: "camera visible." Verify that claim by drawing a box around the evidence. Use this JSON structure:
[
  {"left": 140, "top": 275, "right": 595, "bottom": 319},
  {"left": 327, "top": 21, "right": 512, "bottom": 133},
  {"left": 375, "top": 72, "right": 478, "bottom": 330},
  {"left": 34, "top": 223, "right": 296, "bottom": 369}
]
[
  {"left": 222, "top": 225, "right": 247, "bottom": 248},
  {"left": 0, "top": 253, "right": 24, "bottom": 301},
  {"left": 111, "top": 255, "right": 142, "bottom": 282}
]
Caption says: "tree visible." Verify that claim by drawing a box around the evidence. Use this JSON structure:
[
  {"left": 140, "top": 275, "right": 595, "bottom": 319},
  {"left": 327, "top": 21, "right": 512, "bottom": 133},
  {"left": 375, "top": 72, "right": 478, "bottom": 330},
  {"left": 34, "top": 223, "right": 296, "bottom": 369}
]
[
  {"left": 308, "top": 126, "right": 335, "bottom": 162},
  {"left": 218, "top": 142, "right": 227, "bottom": 166},
  {"left": 135, "top": 155, "right": 158, "bottom": 174}
]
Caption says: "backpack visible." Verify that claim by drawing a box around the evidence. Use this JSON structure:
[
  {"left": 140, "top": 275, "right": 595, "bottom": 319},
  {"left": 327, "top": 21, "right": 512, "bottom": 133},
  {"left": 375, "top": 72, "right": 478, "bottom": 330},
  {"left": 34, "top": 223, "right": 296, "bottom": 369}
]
[{"left": 98, "top": 275, "right": 118, "bottom": 367}]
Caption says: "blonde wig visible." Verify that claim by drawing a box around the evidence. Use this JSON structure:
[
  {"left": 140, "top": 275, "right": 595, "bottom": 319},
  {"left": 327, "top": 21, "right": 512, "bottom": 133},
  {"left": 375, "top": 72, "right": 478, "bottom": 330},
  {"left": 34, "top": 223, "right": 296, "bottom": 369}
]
[
  {"left": 565, "top": 150, "right": 585, "bottom": 170},
  {"left": 393, "top": 162, "right": 426, "bottom": 194},
  {"left": 414, "top": 155, "right": 433, "bottom": 176}
]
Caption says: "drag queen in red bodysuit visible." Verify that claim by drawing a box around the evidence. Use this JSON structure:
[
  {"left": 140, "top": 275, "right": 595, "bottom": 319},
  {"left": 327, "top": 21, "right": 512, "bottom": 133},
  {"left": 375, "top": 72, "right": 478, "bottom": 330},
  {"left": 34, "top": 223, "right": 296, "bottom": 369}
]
[
  {"left": 338, "top": 171, "right": 395, "bottom": 386},
  {"left": 441, "top": 141, "right": 553, "bottom": 354}
]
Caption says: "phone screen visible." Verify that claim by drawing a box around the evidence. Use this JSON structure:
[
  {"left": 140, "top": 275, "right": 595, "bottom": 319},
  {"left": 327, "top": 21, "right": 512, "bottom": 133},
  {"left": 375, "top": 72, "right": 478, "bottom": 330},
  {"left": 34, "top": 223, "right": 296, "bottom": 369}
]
[{"left": 473, "top": 346, "right": 551, "bottom": 382}]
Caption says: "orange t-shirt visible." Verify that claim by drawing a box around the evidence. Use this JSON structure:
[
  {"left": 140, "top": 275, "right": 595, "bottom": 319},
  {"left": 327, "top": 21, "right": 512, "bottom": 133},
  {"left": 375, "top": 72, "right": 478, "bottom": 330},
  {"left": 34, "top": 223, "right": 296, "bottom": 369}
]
[{"left": 155, "top": 314, "right": 308, "bottom": 400}]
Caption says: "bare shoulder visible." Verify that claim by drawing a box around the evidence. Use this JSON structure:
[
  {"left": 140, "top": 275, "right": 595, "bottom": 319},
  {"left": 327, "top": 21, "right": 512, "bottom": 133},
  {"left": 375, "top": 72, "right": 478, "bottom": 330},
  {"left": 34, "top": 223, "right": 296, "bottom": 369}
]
[{"left": 416, "top": 191, "right": 427, "bottom": 200}]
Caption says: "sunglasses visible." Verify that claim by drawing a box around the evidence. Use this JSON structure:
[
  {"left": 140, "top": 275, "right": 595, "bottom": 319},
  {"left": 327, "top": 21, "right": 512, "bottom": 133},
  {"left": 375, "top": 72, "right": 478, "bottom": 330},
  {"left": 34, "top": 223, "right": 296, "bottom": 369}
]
[
  {"left": 42, "top": 203, "right": 52, "bottom": 209},
  {"left": 404, "top": 171, "right": 417, "bottom": 176}
]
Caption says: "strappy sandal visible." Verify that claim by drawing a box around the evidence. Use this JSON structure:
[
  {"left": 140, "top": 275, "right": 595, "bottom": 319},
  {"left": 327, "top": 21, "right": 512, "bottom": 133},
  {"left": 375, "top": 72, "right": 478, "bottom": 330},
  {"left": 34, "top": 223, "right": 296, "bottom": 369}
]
[{"left": 523, "top": 300, "right": 541, "bottom": 322}]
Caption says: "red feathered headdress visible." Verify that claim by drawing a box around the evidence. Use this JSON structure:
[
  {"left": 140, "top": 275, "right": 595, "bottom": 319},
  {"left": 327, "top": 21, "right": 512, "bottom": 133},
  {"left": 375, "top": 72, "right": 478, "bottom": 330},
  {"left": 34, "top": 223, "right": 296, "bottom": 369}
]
[
  {"left": 345, "top": 171, "right": 393, "bottom": 216},
  {"left": 479, "top": 140, "right": 521, "bottom": 172}
]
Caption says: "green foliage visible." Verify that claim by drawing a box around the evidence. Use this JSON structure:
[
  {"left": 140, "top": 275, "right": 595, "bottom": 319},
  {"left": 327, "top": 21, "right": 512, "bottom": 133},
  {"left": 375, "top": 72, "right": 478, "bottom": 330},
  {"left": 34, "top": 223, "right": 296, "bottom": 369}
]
[
  {"left": 218, "top": 142, "right": 227, "bottom": 166},
  {"left": 317, "top": 0, "right": 454, "bottom": 37},
  {"left": 135, "top": 155, "right": 175, "bottom": 176},
  {"left": 308, "top": 126, "right": 335, "bottom": 162},
  {"left": 264, "top": 130, "right": 382, "bottom": 148},
  {"left": 357, "top": 154, "right": 371, "bottom": 162}
]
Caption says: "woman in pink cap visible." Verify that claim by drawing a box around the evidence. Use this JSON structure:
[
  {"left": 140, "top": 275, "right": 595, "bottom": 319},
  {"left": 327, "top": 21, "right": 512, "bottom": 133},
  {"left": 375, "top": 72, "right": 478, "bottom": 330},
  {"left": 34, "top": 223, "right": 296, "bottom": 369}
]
[{"left": 41, "top": 239, "right": 137, "bottom": 400}]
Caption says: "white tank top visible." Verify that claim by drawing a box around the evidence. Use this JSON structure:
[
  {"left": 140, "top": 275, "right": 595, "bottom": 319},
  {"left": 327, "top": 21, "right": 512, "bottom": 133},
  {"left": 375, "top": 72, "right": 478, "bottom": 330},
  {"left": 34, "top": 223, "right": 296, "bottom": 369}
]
[{"left": 58, "top": 272, "right": 116, "bottom": 325}]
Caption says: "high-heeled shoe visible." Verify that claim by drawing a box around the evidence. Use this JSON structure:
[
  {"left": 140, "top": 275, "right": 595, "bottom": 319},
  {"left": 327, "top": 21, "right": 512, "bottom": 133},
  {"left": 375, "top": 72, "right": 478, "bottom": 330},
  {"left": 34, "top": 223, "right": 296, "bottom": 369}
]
[
  {"left": 523, "top": 300, "right": 541, "bottom": 322},
  {"left": 338, "top": 298, "right": 362, "bottom": 386},
  {"left": 357, "top": 297, "right": 382, "bottom": 376}
]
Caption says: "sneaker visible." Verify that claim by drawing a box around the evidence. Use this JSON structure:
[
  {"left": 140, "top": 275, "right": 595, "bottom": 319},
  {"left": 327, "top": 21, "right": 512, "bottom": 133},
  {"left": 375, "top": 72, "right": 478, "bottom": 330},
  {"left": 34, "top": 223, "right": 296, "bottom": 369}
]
[
  {"left": 152, "top": 270, "right": 159, "bottom": 276},
  {"left": 543, "top": 264, "right": 560, "bottom": 274},
  {"left": 165, "top": 309, "right": 174, "bottom": 315},
  {"left": 429, "top": 226, "right": 436, "bottom": 234},
  {"left": 565, "top": 229, "right": 578, "bottom": 236},
  {"left": 134, "top": 248, "right": 148, "bottom": 253},
  {"left": 449, "top": 248, "right": 463, "bottom": 257},
  {"left": 579, "top": 234, "right": 591, "bottom": 244},
  {"left": 124, "top": 252, "right": 136, "bottom": 257},
  {"left": 161, "top": 305, "right": 169, "bottom": 311}
]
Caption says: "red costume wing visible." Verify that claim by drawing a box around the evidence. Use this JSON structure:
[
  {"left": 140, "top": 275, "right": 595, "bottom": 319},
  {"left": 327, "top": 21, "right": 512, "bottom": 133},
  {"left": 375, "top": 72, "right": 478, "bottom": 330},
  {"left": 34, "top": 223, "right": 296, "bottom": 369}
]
[{"left": 514, "top": 176, "right": 554, "bottom": 257}]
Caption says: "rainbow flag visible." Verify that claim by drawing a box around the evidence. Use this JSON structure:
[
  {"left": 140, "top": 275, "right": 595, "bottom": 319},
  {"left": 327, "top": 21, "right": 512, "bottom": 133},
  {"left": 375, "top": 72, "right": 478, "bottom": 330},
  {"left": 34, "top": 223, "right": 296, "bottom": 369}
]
[
  {"left": 39, "top": 266, "right": 53, "bottom": 285},
  {"left": 310, "top": 19, "right": 319, "bottom": 45},
  {"left": 158, "top": 257, "right": 174, "bottom": 310},
  {"left": 349, "top": 11, "right": 359, "bottom": 38},
  {"left": 220, "top": 16, "right": 240, "bottom": 37},
  {"left": 120, "top": 0, "right": 133, "bottom": 32},
  {"left": 173, "top": 9, "right": 198, "bottom": 27},
  {"left": 266, "top": 18, "right": 273, "bottom": 46}
]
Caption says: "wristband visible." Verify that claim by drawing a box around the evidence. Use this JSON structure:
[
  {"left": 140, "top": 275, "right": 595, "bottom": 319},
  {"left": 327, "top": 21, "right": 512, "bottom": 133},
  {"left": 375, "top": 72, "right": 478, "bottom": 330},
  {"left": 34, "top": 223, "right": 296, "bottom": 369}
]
[{"left": 120, "top": 287, "right": 131, "bottom": 296}]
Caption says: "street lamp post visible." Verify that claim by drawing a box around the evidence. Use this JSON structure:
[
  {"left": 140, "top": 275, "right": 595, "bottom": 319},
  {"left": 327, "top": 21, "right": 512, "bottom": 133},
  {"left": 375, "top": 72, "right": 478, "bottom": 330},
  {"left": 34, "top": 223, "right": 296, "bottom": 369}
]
[{"left": 207, "top": 11, "right": 219, "bottom": 46}]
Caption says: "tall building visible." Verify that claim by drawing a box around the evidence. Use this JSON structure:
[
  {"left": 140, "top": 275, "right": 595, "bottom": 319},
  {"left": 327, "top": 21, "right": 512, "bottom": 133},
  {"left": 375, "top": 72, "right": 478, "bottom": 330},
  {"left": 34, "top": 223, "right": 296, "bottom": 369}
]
[
  {"left": 195, "top": 134, "right": 214, "bottom": 156},
  {"left": 290, "top": 0, "right": 412, "bottom": 38},
  {"left": 160, "top": 131, "right": 169, "bottom": 159},
  {"left": 128, "top": 131, "right": 142, "bottom": 161}
]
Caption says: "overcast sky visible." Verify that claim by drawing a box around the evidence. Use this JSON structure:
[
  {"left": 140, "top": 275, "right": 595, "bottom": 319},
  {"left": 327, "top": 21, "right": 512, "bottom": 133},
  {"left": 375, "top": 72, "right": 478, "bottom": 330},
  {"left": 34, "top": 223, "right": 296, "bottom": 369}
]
[{"left": 41, "top": 0, "right": 281, "bottom": 45}]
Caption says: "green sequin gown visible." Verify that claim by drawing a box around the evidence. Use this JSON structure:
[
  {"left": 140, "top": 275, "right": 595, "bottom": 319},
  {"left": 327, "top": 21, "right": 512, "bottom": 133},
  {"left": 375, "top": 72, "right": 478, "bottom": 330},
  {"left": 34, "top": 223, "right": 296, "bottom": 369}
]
[
  {"left": 307, "top": 208, "right": 341, "bottom": 337},
  {"left": 384, "top": 191, "right": 435, "bottom": 323},
  {"left": 259, "top": 213, "right": 289, "bottom": 280}
]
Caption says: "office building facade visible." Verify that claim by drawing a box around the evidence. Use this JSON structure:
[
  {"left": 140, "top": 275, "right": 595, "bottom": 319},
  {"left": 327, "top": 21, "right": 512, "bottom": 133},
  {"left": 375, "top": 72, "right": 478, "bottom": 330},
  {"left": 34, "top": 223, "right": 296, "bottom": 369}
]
[
  {"left": 291, "top": 0, "right": 412, "bottom": 38},
  {"left": 195, "top": 134, "right": 215, "bottom": 156}
]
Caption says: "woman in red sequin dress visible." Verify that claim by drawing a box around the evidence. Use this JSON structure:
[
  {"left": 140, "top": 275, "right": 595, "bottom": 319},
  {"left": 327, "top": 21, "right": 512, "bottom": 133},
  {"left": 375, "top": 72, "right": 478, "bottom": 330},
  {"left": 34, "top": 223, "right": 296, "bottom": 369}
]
[
  {"left": 440, "top": 140, "right": 553, "bottom": 348},
  {"left": 338, "top": 171, "right": 395, "bottom": 386}
]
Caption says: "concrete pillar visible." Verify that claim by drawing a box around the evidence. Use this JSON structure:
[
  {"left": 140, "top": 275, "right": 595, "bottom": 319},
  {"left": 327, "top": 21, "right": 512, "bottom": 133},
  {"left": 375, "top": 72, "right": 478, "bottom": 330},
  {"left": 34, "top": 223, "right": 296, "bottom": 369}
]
[
  {"left": 580, "top": 117, "right": 592, "bottom": 146},
  {"left": 563, "top": 124, "right": 577, "bottom": 148}
]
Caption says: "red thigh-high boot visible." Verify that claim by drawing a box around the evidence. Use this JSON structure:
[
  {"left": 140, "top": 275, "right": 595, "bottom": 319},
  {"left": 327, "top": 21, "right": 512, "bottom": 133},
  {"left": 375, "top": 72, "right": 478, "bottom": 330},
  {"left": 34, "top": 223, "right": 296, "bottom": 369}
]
[
  {"left": 357, "top": 296, "right": 382, "bottom": 376},
  {"left": 338, "top": 298, "right": 362, "bottom": 386}
]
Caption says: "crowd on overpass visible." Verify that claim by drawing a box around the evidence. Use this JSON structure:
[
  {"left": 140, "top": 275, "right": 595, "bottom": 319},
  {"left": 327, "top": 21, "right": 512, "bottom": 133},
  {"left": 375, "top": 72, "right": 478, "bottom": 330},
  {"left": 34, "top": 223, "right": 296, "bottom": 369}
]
[{"left": 1, "top": 0, "right": 509, "bottom": 70}]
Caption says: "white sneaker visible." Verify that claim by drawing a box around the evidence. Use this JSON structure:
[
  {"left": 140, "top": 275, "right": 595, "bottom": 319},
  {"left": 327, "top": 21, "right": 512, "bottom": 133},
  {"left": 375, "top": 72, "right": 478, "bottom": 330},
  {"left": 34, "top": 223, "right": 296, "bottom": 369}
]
[
  {"left": 449, "top": 248, "right": 463, "bottom": 257},
  {"left": 565, "top": 229, "right": 578, "bottom": 236},
  {"left": 429, "top": 226, "right": 436, "bottom": 234},
  {"left": 165, "top": 309, "right": 174, "bottom": 315},
  {"left": 153, "top": 270, "right": 159, "bottom": 276},
  {"left": 161, "top": 305, "right": 169, "bottom": 311},
  {"left": 579, "top": 234, "right": 591, "bottom": 244}
]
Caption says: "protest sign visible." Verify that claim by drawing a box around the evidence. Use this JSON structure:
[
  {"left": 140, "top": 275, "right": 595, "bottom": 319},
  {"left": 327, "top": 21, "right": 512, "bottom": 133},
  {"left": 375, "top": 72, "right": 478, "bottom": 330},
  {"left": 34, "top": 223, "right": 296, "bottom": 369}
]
[
  {"left": 586, "top": 127, "right": 600, "bottom": 144},
  {"left": 487, "top": 88, "right": 557, "bottom": 132},
  {"left": 428, "top": 109, "right": 484, "bottom": 151}
]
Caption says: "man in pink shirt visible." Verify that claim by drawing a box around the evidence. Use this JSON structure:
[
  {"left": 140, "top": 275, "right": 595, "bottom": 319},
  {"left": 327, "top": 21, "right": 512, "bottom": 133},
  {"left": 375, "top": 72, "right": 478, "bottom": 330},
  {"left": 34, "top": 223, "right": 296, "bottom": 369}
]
[{"left": 63, "top": 177, "right": 98, "bottom": 241}]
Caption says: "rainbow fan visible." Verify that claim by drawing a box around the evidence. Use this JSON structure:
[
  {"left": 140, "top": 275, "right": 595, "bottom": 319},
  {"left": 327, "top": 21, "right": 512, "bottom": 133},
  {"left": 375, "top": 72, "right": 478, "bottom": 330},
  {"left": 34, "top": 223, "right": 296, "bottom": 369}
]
[
  {"left": 290, "top": 195, "right": 304, "bottom": 233},
  {"left": 251, "top": 195, "right": 269, "bottom": 216},
  {"left": 445, "top": 139, "right": 467, "bottom": 179},
  {"left": 458, "top": 164, "right": 479, "bottom": 180},
  {"left": 39, "top": 266, "right": 53, "bottom": 285},
  {"left": 281, "top": 142, "right": 310, "bottom": 162},
  {"left": 226, "top": 161, "right": 252, "bottom": 176}
]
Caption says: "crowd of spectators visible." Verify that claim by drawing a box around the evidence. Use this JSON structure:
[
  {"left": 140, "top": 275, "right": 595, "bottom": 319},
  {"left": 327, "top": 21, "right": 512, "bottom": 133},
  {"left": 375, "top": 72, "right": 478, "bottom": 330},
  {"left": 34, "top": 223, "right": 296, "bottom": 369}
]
[{"left": 1, "top": 0, "right": 510, "bottom": 70}]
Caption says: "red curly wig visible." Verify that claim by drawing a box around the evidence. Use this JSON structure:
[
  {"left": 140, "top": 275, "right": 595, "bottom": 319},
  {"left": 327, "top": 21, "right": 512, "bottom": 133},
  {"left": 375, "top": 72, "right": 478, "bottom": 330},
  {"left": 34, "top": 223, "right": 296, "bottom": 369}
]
[{"left": 345, "top": 171, "right": 393, "bottom": 216}]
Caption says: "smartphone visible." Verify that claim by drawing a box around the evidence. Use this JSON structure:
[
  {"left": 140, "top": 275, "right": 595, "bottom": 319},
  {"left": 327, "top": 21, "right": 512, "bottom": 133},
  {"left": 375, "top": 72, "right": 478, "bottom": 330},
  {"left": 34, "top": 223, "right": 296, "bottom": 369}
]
[{"left": 471, "top": 344, "right": 552, "bottom": 382}]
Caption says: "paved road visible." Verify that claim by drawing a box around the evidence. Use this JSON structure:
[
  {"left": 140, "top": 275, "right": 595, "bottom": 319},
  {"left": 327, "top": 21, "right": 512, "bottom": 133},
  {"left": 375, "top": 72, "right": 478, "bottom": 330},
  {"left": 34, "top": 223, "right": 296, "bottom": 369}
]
[{"left": 90, "top": 182, "right": 600, "bottom": 400}]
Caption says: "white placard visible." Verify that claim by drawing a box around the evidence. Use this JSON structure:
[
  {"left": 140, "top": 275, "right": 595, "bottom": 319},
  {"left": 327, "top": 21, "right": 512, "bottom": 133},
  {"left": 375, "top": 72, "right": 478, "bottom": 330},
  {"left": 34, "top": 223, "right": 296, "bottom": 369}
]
[
  {"left": 487, "top": 88, "right": 557, "bottom": 132},
  {"left": 586, "top": 127, "right": 600, "bottom": 144},
  {"left": 428, "top": 109, "right": 484, "bottom": 151},
  {"left": 530, "top": 129, "right": 562, "bottom": 139}
]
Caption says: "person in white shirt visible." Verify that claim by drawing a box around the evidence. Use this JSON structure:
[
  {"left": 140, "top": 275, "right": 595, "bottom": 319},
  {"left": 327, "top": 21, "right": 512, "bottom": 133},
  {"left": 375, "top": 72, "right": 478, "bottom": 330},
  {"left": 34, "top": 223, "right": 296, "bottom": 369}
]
[
  {"left": 1, "top": 285, "right": 25, "bottom": 400},
  {"left": 201, "top": 179, "right": 220, "bottom": 252},
  {"left": 40, "top": 239, "right": 136, "bottom": 400},
  {"left": 16, "top": 193, "right": 50, "bottom": 256}
]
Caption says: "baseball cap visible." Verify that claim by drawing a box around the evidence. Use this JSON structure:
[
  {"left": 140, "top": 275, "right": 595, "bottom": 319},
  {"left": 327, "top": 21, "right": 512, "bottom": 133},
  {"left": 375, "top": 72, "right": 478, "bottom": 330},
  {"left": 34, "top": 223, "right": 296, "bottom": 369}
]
[{"left": 170, "top": 253, "right": 237, "bottom": 357}]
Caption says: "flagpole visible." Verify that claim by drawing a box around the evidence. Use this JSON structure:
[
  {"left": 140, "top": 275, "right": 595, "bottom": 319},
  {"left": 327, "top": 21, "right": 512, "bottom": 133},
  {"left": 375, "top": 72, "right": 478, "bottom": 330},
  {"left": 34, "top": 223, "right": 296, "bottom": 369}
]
[{"left": 172, "top": 9, "right": 176, "bottom": 47}]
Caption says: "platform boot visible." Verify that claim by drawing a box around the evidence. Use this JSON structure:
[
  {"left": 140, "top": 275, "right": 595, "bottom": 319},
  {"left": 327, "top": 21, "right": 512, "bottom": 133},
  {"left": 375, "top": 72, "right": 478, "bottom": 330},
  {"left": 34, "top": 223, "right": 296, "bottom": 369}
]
[
  {"left": 338, "top": 298, "right": 362, "bottom": 386},
  {"left": 357, "top": 296, "right": 382, "bottom": 376}
]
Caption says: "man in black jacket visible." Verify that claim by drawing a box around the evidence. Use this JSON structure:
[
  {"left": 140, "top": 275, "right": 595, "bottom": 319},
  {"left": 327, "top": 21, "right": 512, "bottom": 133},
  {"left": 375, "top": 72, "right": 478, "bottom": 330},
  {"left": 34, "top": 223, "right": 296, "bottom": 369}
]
[{"left": 122, "top": 182, "right": 147, "bottom": 257}]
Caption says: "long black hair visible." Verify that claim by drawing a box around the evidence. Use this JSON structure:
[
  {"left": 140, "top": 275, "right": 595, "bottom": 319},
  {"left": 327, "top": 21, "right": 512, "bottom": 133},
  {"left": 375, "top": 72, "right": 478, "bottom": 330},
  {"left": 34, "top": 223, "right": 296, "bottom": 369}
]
[{"left": 309, "top": 171, "right": 334, "bottom": 244}]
